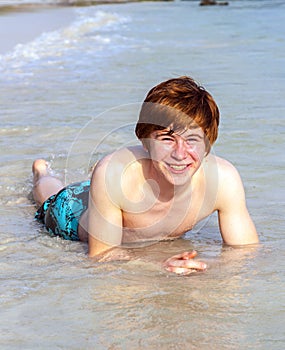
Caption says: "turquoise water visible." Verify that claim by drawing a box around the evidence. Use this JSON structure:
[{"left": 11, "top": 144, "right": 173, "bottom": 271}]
[{"left": 0, "top": 1, "right": 284, "bottom": 348}]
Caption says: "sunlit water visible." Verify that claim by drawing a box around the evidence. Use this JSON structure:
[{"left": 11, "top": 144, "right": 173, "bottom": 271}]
[{"left": 0, "top": 1, "right": 284, "bottom": 348}]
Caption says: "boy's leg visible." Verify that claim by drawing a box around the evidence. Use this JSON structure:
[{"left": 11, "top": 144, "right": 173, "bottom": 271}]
[{"left": 32, "top": 159, "right": 64, "bottom": 207}]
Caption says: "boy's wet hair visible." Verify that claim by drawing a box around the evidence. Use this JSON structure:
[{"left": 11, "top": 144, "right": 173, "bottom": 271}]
[{"left": 135, "top": 76, "right": 220, "bottom": 154}]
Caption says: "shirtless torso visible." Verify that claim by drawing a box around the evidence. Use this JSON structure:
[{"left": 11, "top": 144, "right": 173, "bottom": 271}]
[
  {"left": 117, "top": 150, "right": 217, "bottom": 243},
  {"left": 79, "top": 139, "right": 257, "bottom": 259}
]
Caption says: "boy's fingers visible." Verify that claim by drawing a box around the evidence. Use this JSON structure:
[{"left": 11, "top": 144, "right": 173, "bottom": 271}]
[
  {"left": 181, "top": 250, "right": 198, "bottom": 260},
  {"left": 164, "top": 250, "right": 197, "bottom": 265},
  {"left": 167, "top": 259, "right": 207, "bottom": 270},
  {"left": 163, "top": 250, "right": 207, "bottom": 275},
  {"left": 165, "top": 267, "right": 196, "bottom": 275}
]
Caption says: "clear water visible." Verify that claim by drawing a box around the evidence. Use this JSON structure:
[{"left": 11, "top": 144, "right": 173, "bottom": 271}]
[{"left": 0, "top": 1, "right": 284, "bottom": 348}]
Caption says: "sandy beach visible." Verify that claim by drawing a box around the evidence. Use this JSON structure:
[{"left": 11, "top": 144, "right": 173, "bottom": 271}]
[
  {"left": 0, "top": 5, "right": 78, "bottom": 54},
  {"left": 0, "top": 0, "right": 154, "bottom": 54}
]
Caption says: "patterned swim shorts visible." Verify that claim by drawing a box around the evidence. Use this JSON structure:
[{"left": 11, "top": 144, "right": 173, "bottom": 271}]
[{"left": 35, "top": 180, "right": 90, "bottom": 241}]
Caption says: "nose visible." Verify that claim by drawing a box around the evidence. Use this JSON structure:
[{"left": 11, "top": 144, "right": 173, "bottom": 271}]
[{"left": 171, "top": 137, "right": 188, "bottom": 160}]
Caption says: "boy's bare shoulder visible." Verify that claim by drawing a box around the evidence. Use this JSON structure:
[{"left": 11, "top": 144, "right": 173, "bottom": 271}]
[
  {"left": 207, "top": 155, "right": 245, "bottom": 209},
  {"left": 91, "top": 145, "right": 147, "bottom": 178},
  {"left": 204, "top": 155, "right": 243, "bottom": 204},
  {"left": 207, "top": 154, "right": 240, "bottom": 178}
]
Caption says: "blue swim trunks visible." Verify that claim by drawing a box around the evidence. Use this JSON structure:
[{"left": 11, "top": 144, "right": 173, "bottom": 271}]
[{"left": 35, "top": 180, "right": 90, "bottom": 241}]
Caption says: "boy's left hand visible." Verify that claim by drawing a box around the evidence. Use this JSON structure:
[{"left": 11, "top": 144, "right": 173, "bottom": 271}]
[{"left": 163, "top": 250, "right": 207, "bottom": 275}]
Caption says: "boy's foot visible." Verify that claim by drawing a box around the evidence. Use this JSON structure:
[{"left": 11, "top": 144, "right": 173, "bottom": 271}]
[{"left": 32, "top": 159, "right": 50, "bottom": 184}]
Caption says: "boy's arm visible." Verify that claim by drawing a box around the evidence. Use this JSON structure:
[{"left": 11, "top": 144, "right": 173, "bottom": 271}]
[
  {"left": 87, "top": 158, "right": 128, "bottom": 260},
  {"left": 216, "top": 161, "right": 259, "bottom": 246},
  {"left": 164, "top": 160, "right": 259, "bottom": 275}
]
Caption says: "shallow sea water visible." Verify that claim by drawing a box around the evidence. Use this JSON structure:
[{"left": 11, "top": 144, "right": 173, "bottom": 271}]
[{"left": 0, "top": 1, "right": 284, "bottom": 348}]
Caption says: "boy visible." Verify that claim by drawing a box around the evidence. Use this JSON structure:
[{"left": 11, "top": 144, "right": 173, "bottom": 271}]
[{"left": 33, "top": 76, "right": 258, "bottom": 275}]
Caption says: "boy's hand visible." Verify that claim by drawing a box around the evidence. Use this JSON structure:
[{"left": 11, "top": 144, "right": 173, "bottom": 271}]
[{"left": 163, "top": 251, "right": 207, "bottom": 275}]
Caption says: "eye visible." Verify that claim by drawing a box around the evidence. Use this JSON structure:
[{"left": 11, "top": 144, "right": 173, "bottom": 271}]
[
  {"left": 186, "top": 138, "right": 198, "bottom": 143},
  {"left": 157, "top": 136, "right": 175, "bottom": 143},
  {"left": 161, "top": 136, "right": 174, "bottom": 141},
  {"left": 185, "top": 137, "right": 202, "bottom": 145},
  {"left": 155, "top": 133, "right": 175, "bottom": 142}
]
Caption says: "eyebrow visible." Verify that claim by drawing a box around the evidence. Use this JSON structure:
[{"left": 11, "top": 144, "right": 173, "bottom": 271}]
[
  {"left": 155, "top": 130, "right": 203, "bottom": 139},
  {"left": 184, "top": 133, "right": 203, "bottom": 139},
  {"left": 156, "top": 130, "right": 174, "bottom": 136}
]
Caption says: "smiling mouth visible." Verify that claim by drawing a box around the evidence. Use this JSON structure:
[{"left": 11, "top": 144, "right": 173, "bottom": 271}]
[{"left": 167, "top": 163, "right": 190, "bottom": 171}]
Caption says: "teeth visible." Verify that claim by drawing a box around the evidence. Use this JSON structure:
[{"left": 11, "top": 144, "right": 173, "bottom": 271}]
[{"left": 170, "top": 165, "right": 187, "bottom": 171}]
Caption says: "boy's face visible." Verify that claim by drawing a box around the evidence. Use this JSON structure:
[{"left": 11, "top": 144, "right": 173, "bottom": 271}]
[{"left": 146, "top": 127, "right": 207, "bottom": 186}]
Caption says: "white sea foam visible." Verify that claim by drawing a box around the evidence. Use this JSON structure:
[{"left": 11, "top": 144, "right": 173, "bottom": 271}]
[{"left": 0, "top": 9, "right": 130, "bottom": 74}]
